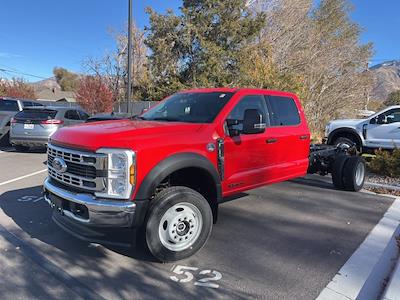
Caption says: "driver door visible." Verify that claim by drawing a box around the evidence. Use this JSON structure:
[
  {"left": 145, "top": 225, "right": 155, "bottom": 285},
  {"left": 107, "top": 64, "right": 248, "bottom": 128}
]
[
  {"left": 365, "top": 108, "right": 400, "bottom": 149},
  {"left": 223, "top": 95, "right": 277, "bottom": 195}
]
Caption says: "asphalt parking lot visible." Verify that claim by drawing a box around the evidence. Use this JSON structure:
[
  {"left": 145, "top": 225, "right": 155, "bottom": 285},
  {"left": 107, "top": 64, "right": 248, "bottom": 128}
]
[{"left": 0, "top": 146, "right": 395, "bottom": 300}]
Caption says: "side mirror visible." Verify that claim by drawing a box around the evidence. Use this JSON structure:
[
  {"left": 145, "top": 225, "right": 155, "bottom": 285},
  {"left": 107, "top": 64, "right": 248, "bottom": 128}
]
[{"left": 242, "top": 109, "right": 266, "bottom": 134}]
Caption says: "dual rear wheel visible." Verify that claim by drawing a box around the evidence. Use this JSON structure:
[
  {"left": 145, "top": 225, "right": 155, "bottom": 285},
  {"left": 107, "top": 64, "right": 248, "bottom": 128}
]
[{"left": 332, "top": 155, "right": 366, "bottom": 191}]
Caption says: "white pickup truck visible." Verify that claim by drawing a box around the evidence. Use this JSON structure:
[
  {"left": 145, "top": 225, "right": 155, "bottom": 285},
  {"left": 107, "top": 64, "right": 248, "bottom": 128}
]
[{"left": 325, "top": 105, "right": 400, "bottom": 152}]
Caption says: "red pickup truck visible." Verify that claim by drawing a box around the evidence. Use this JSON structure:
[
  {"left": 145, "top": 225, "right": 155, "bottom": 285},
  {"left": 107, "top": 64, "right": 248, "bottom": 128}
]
[{"left": 43, "top": 88, "right": 365, "bottom": 262}]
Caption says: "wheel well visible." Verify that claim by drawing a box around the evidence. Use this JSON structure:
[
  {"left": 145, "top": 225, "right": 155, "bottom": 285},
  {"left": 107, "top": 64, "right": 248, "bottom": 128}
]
[
  {"left": 155, "top": 167, "right": 219, "bottom": 223},
  {"left": 329, "top": 129, "right": 362, "bottom": 150}
]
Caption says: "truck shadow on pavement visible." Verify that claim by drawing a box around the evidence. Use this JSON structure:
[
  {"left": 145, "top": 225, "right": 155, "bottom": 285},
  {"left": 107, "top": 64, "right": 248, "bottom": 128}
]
[
  {"left": 0, "top": 178, "right": 396, "bottom": 299},
  {"left": 0, "top": 186, "right": 236, "bottom": 299}
]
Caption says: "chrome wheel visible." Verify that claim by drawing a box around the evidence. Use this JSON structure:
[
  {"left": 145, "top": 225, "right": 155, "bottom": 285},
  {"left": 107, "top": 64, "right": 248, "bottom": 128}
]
[
  {"left": 158, "top": 202, "right": 203, "bottom": 252},
  {"left": 355, "top": 161, "right": 365, "bottom": 186}
]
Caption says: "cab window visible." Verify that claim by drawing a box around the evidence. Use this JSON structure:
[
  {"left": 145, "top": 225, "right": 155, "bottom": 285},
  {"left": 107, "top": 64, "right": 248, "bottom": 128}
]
[
  {"left": 266, "top": 96, "right": 300, "bottom": 126},
  {"left": 228, "top": 95, "right": 268, "bottom": 132}
]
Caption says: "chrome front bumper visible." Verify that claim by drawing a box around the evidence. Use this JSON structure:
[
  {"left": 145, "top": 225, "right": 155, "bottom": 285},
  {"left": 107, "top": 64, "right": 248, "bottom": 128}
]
[{"left": 43, "top": 177, "right": 136, "bottom": 227}]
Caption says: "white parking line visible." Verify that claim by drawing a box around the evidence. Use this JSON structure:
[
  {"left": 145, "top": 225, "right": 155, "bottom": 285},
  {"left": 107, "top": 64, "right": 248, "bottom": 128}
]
[
  {"left": 0, "top": 147, "right": 14, "bottom": 154},
  {"left": 0, "top": 169, "right": 47, "bottom": 186}
]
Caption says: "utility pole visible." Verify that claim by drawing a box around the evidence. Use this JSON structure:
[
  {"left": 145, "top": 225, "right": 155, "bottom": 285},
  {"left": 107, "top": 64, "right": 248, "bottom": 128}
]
[
  {"left": 365, "top": 62, "right": 370, "bottom": 110},
  {"left": 126, "top": 0, "right": 133, "bottom": 114}
]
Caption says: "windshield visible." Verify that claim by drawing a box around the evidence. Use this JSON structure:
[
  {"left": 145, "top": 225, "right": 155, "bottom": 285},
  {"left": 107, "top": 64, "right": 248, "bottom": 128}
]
[{"left": 141, "top": 92, "right": 234, "bottom": 123}]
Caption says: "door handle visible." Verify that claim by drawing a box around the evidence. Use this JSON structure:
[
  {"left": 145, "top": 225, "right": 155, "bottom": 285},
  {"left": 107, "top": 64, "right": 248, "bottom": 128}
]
[
  {"left": 266, "top": 138, "right": 278, "bottom": 144},
  {"left": 299, "top": 135, "right": 309, "bottom": 140}
]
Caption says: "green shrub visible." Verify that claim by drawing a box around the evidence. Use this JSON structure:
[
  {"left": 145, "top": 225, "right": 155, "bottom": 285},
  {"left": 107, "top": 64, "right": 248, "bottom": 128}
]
[{"left": 369, "top": 149, "right": 400, "bottom": 178}]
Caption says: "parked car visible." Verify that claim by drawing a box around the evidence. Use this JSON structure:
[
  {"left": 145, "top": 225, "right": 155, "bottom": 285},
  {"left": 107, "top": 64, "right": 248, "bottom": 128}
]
[
  {"left": 0, "top": 97, "right": 43, "bottom": 145},
  {"left": 10, "top": 106, "right": 89, "bottom": 151},
  {"left": 325, "top": 105, "right": 400, "bottom": 152},
  {"left": 43, "top": 88, "right": 365, "bottom": 262}
]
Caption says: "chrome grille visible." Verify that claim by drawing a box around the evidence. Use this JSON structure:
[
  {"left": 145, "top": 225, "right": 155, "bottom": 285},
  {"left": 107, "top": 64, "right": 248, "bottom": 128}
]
[{"left": 47, "top": 144, "right": 107, "bottom": 192}]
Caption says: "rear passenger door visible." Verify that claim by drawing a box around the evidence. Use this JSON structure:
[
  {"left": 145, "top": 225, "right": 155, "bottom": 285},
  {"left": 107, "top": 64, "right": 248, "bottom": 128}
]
[
  {"left": 264, "top": 95, "right": 310, "bottom": 179},
  {"left": 64, "top": 110, "right": 82, "bottom": 126}
]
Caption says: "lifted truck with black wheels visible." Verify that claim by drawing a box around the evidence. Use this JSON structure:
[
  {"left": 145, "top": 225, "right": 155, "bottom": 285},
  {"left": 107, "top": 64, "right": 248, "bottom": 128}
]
[{"left": 43, "top": 88, "right": 366, "bottom": 262}]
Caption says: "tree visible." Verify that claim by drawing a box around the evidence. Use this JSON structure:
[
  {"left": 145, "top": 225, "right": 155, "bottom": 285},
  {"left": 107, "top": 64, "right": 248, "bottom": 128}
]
[
  {"left": 145, "top": 0, "right": 265, "bottom": 99},
  {"left": 0, "top": 78, "right": 36, "bottom": 98},
  {"left": 82, "top": 24, "right": 149, "bottom": 102},
  {"left": 249, "top": 0, "right": 373, "bottom": 137},
  {"left": 53, "top": 67, "right": 79, "bottom": 91},
  {"left": 384, "top": 90, "right": 400, "bottom": 106},
  {"left": 75, "top": 76, "right": 113, "bottom": 114}
]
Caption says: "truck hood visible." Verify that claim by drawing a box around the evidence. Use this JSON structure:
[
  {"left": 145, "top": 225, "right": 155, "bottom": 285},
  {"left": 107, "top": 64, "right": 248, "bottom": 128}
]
[
  {"left": 50, "top": 120, "right": 205, "bottom": 151},
  {"left": 329, "top": 119, "right": 367, "bottom": 127}
]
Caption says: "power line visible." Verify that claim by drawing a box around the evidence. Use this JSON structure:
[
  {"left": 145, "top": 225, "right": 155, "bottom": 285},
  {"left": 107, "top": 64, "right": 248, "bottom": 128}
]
[{"left": 0, "top": 67, "right": 48, "bottom": 80}]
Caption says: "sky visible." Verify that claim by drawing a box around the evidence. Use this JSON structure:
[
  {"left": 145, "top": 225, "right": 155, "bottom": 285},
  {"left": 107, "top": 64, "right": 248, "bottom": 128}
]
[{"left": 0, "top": 0, "right": 399, "bottom": 82}]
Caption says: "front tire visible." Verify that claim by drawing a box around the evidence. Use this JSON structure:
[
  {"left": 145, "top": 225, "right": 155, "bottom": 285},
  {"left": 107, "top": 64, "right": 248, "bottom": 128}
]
[{"left": 145, "top": 186, "right": 213, "bottom": 262}]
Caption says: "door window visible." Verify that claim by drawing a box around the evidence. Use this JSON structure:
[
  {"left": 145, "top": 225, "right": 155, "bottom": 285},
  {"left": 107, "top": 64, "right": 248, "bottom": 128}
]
[
  {"left": 0, "top": 100, "right": 19, "bottom": 111},
  {"left": 65, "top": 110, "right": 80, "bottom": 120},
  {"left": 227, "top": 95, "right": 268, "bottom": 132},
  {"left": 22, "top": 101, "right": 34, "bottom": 107},
  {"left": 379, "top": 109, "right": 400, "bottom": 124},
  {"left": 78, "top": 111, "right": 89, "bottom": 120},
  {"left": 266, "top": 96, "right": 300, "bottom": 126}
]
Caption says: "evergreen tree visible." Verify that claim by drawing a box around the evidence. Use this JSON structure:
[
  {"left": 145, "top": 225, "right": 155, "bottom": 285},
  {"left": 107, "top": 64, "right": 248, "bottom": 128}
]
[{"left": 145, "top": 0, "right": 265, "bottom": 99}]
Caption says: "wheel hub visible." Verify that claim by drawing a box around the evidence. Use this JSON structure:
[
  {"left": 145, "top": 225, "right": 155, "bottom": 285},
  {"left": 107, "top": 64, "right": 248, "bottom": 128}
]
[{"left": 158, "top": 202, "right": 203, "bottom": 251}]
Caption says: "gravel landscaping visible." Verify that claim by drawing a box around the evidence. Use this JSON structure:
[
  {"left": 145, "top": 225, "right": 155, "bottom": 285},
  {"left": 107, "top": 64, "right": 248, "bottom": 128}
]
[{"left": 366, "top": 173, "right": 400, "bottom": 187}]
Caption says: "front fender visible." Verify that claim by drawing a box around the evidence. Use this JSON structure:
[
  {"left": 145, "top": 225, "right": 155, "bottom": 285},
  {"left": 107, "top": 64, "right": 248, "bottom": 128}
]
[
  {"left": 135, "top": 152, "right": 222, "bottom": 202},
  {"left": 327, "top": 127, "right": 364, "bottom": 146}
]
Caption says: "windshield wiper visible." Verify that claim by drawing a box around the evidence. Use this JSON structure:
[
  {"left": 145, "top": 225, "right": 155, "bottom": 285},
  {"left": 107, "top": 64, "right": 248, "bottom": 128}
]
[
  {"left": 150, "top": 117, "right": 181, "bottom": 122},
  {"left": 131, "top": 115, "right": 146, "bottom": 120}
]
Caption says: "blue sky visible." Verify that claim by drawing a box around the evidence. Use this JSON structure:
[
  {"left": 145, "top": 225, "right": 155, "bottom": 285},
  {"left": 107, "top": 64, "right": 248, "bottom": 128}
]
[{"left": 0, "top": 0, "right": 398, "bottom": 82}]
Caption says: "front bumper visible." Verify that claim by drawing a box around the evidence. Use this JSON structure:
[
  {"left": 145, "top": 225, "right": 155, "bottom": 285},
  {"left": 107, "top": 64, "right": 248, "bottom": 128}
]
[{"left": 43, "top": 177, "right": 136, "bottom": 227}]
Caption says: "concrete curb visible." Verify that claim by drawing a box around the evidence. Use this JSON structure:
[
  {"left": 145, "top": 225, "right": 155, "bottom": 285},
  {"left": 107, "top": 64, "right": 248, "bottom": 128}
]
[
  {"left": 365, "top": 182, "right": 400, "bottom": 192},
  {"left": 317, "top": 197, "right": 400, "bottom": 300},
  {"left": 383, "top": 258, "right": 400, "bottom": 300}
]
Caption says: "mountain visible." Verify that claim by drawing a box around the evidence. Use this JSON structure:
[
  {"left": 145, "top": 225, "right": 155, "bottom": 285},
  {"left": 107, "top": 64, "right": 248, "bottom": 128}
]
[
  {"left": 30, "top": 77, "right": 75, "bottom": 101},
  {"left": 369, "top": 60, "right": 400, "bottom": 101}
]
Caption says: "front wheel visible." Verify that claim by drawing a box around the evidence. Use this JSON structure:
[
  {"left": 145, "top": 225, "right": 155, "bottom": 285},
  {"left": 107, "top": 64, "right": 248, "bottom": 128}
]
[{"left": 145, "top": 186, "right": 213, "bottom": 262}]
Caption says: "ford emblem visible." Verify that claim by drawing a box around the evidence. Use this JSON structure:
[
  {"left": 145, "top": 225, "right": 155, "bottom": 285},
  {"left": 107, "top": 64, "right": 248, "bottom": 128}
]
[{"left": 53, "top": 157, "right": 68, "bottom": 174}]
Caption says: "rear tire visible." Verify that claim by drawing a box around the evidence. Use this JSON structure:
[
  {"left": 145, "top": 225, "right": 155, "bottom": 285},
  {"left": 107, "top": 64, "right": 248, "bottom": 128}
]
[
  {"left": 332, "top": 155, "right": 349, "bottom": 190},
  {"left": 342, "top": 156, "right": 366, "bottom": 192},
  {"left": 15, "top": 145, "right": 30, "bottom": 152},
  {"left": 145, "top": 186, "right": 213, "bottom": 262}
]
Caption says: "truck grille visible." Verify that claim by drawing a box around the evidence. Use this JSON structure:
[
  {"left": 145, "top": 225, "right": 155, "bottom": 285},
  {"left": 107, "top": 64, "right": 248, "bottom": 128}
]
[{"left": 47, "top": 144, "right": 107, "bottom": 192}]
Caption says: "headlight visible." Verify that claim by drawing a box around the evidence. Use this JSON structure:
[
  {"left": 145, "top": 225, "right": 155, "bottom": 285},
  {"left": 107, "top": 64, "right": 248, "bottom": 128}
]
[{"left": 95, "top": 148, "right": 136, "bottom": 199}]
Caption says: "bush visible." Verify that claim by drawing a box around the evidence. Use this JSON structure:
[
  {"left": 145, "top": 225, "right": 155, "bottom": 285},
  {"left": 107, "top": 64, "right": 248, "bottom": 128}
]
[{"left": 369, "top": 149, "right": 400, "bottom": 178}]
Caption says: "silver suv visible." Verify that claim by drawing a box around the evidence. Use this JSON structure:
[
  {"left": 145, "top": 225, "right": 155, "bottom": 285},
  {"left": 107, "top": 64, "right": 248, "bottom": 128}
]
[
  {"left": 10, "top": 106, "right": 89, "bottom": 151},
  {"left": 0, "top": 97, "right": 43, "bottom": 145}
]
